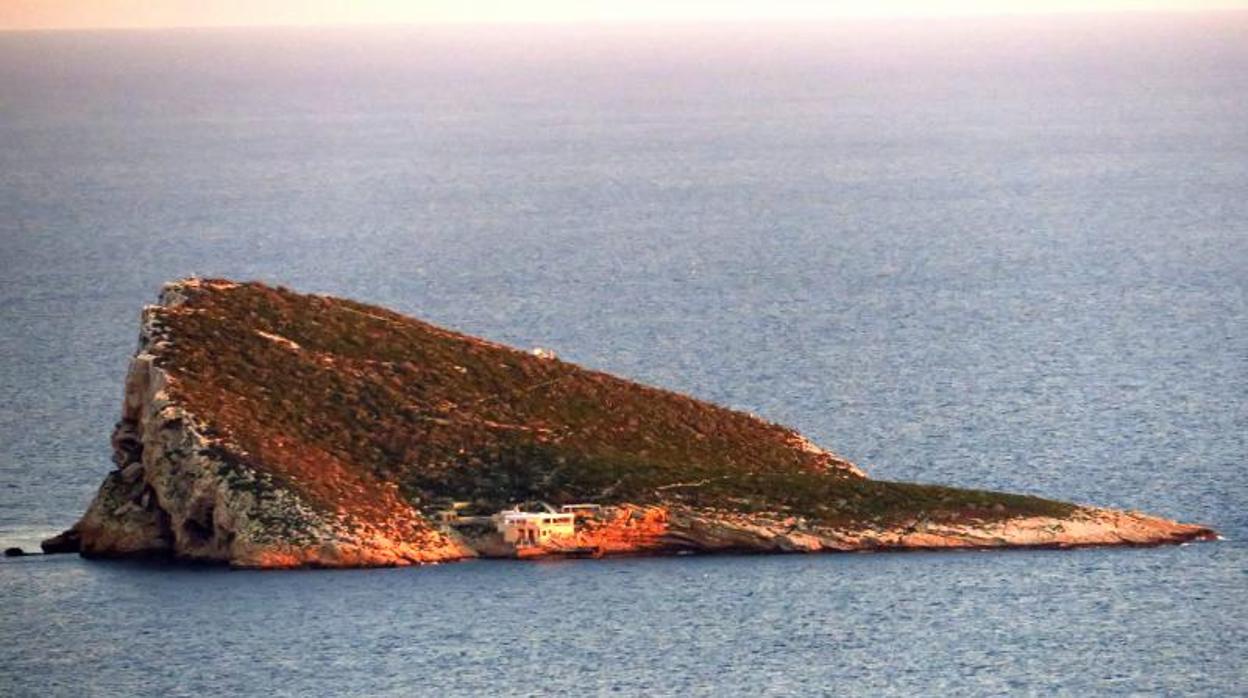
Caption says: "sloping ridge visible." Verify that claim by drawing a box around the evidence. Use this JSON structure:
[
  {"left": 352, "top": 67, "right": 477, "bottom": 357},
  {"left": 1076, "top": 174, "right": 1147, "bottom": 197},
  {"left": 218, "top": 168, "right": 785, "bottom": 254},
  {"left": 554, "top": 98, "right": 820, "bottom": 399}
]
[{"left": 43, "top": 279, "right": 1216, "bottom": 567}]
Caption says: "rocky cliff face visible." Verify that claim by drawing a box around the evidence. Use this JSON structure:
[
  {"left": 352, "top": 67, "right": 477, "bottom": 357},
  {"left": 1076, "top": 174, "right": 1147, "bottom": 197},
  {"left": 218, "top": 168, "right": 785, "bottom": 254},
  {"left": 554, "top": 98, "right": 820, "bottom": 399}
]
[
  {"left": 45, "top": 281, "right": 473, "bottom": 567},
  {"left": 45, "top": 279, "right": 1215, "bottom": 567}
]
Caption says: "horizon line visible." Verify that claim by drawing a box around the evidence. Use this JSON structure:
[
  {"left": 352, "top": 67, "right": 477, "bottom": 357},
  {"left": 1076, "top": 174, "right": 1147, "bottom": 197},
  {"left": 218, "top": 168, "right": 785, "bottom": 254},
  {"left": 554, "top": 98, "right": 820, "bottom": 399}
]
[{"left": 3, "top": 6, "right": 1247, "bottom": 34}]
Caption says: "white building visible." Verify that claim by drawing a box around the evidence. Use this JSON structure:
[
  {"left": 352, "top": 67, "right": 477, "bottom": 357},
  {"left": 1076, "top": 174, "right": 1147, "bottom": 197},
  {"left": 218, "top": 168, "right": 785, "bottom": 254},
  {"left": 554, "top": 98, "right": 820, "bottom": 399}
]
[{"left": 495, "top": 509, "right": 576, "bottom": 547}]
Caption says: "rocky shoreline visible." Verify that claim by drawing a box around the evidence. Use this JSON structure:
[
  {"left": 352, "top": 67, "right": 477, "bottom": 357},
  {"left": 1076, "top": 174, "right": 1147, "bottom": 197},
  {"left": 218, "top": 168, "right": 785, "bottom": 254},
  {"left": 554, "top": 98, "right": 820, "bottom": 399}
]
[
  {"left": 461, "top": 503, "right": 1215, "bottom": 562},
  {"left": 43, "top": 279, "right": 1216, "bottom": 568}
]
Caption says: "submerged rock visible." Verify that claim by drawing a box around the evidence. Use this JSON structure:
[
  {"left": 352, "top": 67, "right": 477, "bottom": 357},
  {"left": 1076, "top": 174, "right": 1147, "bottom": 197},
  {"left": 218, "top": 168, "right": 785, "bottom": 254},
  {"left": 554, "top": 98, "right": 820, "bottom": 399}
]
[
  {"left": 46, "top": 279, "right": 1216, "bottom": 568},
  {"left": 4, "top": 547, "right": 25, "bottom": 557}
]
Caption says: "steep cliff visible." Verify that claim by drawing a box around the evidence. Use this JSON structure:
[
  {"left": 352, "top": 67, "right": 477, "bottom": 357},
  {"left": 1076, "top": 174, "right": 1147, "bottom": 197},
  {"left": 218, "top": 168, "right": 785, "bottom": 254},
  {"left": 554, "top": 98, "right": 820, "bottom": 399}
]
[{"left": 44, "top": 279, "right": 1214, "bottom": 567}]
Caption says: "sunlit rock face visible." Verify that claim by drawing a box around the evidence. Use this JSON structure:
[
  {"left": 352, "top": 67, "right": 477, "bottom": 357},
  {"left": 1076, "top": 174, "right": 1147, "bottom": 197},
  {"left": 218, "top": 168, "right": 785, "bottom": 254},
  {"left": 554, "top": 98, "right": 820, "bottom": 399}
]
[{"left": 45, "top": 279, "right": 1214, "bottom": 568}]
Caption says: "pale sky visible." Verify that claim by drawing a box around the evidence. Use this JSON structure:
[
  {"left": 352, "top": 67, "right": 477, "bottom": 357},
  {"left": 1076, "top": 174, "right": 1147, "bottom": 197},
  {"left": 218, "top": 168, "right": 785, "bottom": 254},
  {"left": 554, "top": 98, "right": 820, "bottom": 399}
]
[{"left": 3, "top": 0, "right": 1246, "bottom": 31}]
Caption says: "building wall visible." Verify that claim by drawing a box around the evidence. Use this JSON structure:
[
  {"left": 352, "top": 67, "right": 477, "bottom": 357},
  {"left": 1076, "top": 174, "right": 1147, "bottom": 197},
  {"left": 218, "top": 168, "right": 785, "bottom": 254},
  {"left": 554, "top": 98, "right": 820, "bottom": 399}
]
[{"left": 499, "top": 515, "right": 575, "bottom": 546}]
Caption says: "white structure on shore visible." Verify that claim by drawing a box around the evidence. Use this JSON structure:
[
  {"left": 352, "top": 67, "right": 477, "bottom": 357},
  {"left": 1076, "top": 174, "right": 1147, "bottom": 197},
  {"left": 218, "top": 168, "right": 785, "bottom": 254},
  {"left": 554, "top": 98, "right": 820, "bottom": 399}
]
[{"left": 494, "top": 503, "right": 577, "bottom": 547}]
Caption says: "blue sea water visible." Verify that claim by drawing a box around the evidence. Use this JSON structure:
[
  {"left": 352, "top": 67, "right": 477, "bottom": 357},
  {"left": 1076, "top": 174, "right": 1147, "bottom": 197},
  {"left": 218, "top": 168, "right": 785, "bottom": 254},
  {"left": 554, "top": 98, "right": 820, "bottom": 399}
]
[{"left": 1, "top": 14, "right": 1246, "bottom": 696}]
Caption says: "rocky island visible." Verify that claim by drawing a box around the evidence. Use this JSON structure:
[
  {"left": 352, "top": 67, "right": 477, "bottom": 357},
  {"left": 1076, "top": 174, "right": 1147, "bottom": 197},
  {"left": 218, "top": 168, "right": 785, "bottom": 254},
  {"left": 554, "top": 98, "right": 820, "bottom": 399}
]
[{"left": 43, "top": 279, "right": 1216, "bottom": 568}]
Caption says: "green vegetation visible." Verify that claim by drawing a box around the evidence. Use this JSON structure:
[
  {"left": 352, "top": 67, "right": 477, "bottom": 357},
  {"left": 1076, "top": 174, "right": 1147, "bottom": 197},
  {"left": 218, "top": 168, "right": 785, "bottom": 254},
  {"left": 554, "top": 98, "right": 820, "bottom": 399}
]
[{"left": 156, "top": 280, "right": 1076, "bottom": 529}]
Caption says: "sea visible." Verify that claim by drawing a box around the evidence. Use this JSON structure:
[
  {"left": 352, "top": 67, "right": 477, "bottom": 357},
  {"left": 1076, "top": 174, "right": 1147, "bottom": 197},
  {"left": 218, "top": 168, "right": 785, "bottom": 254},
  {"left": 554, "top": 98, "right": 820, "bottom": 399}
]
[{"left": 1, "top": 13, "right": 1245, "bottom": 696}]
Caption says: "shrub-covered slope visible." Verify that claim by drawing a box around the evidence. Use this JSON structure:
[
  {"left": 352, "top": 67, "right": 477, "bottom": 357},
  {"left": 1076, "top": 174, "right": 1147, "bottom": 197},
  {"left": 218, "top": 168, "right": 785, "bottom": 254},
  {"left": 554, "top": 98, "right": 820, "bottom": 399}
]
[{"left": 155, "top": 279, "right": 1075, "bottom": 526}]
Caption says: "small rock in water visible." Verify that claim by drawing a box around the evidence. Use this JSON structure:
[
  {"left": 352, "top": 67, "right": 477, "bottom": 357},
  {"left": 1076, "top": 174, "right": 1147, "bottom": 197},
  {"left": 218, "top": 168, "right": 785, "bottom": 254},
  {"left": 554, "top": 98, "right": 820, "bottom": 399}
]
[{"left": 4, "top": 547, "right": 25, "bottom": 557}]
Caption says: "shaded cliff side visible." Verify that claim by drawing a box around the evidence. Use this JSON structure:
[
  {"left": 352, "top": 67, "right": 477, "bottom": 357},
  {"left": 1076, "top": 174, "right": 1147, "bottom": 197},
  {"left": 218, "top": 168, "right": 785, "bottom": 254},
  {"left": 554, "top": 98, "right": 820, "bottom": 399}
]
[{"left": 44, "top": 279, "right": 1215, "bottom": 567}]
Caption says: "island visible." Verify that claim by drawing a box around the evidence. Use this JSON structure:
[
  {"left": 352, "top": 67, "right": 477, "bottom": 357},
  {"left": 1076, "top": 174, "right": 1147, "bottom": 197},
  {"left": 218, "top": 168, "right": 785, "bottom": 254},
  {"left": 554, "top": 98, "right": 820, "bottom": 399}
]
[{"left": 42, "top": 279, "right": 1216, "bottom": 568}]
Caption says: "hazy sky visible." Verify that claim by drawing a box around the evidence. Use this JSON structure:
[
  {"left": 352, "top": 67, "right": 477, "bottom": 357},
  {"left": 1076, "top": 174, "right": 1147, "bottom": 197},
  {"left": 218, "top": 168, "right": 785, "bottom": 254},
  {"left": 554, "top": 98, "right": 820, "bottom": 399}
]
[{"left": 4, "top": 0, "right": 1247, "bottom": 30}]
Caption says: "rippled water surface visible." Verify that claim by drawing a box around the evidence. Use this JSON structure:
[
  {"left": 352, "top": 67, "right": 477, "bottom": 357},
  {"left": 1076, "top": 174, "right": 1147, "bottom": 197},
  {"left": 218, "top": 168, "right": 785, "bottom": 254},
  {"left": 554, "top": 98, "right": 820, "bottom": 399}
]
[{"left": 2, "top": 14, "right": 1246, "bottom": 696}]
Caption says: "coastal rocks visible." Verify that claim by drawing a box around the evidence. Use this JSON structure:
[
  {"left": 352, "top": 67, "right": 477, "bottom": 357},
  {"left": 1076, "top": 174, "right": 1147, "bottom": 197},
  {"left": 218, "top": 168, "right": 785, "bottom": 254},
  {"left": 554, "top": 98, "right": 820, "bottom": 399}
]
[
  {"left": 46, "top": 278, "right": 1216, "bottom": 568},
  {"left": 46, "top": 279, "right": 474, "bottom": 568},
  {"left": 508, "top": 504, "right": 1216, "bottom": 559},
  {"left": 40, "top": 531, "right": 79, "bottom": 554}
]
